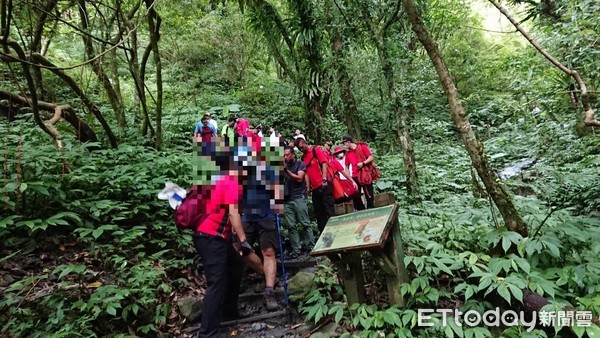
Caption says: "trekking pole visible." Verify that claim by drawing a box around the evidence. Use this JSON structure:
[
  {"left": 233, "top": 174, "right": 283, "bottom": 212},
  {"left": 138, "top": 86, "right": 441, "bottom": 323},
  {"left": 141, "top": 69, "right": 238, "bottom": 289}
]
[{"left": 275, "top": 214, "right": 289, "bottom": 306}]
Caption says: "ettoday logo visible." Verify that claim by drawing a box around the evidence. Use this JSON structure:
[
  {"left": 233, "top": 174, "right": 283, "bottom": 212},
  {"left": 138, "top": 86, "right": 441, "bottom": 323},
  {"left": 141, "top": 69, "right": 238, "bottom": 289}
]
[{"left": 417, "top": 308, "right": 593, "bottom": 332}]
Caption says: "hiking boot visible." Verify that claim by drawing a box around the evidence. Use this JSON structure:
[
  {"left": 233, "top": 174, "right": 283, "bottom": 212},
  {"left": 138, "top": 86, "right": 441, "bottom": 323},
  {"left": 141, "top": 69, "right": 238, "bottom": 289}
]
[
  {"left": 254, "top": 279, "right": 280, "bottom": 293},
  {"left": 264, "top": 291, "right": 279, "bottom": 311}
]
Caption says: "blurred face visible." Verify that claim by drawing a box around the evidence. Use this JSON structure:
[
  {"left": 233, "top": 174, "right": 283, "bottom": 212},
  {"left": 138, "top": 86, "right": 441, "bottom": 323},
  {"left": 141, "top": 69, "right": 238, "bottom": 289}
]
[
  {"left": 202, "top": 119, "right": 208, "bottom": 125},
  {"left": 284, "top": 149, "right": 295, "bottom": 164},
  {"left": 336, "top": 152, "right": 344, "bottom": 159},
  {"left": 344, "top": 140, "right": 356, "bottom": 150}
]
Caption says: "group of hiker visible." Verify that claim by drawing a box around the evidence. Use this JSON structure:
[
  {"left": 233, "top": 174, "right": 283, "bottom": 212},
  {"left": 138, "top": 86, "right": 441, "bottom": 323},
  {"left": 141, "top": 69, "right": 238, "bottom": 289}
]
[{"left": 187, "top": 113, "right": 379, "bottom": 338}]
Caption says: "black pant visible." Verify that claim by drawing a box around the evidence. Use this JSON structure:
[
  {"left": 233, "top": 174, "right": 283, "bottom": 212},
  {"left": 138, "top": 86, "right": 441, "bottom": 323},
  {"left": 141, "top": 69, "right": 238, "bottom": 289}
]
[
  {"left": 312, "top": 181, "right": 335, "bottom": 232},
  {"left": 352, "top": 177, "right": 374, "bottom": 210},
  {"left": 193, "top": 234, "right": 234, "bottom": 338}
]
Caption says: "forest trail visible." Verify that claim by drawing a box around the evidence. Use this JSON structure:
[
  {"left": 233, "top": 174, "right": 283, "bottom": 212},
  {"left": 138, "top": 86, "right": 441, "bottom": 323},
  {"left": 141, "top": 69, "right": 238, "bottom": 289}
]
[{"left": 183, "top": 258, "right": 322, "bottom": 338}]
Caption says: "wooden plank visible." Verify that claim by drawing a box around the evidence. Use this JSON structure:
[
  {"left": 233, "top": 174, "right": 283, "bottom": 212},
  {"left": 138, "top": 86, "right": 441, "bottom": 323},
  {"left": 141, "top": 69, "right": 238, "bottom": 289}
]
[
  {"left": 276, "top": 259, "right": 317, "bottom": 269},
  {"left": 374, "top": 192, "right": 395, "bottom": 208},
  {"left": 334, "top": 203, "right": 349, "bottom": 216},
  {"left": 370, "top": 249, "right": 396, "bottom": 276}
]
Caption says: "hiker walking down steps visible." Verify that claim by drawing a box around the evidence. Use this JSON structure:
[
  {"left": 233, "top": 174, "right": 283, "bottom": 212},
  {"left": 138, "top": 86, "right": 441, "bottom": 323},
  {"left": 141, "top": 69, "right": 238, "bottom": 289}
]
[{"left": 187, "top": 140, "right": 254, "bottom": 338}]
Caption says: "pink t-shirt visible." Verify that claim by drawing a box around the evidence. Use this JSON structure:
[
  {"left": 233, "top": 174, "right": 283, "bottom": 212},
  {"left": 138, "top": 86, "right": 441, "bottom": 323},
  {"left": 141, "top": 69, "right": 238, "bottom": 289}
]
[
  {"left": 236, "top": 118, "right": 250, "bottom": 137},
  {"left": 196, "top": 175, "right": 242, "bottom": 238}
]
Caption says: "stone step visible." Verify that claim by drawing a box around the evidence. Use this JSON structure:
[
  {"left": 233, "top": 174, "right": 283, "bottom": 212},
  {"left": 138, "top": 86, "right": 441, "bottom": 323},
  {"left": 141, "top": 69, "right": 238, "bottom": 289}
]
[{"left": 220, "top": 309, "right": 290, "bottom": 327}]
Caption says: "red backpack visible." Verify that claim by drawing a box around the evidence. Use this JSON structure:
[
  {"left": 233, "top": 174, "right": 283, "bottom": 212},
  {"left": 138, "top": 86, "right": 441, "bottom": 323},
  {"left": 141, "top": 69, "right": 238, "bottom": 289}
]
[
  {"left": 355, "top": 142, "right": 381, "bottom": 186},
  {"left": 174, "top": 185, "right": 209, "bottom": 231}
]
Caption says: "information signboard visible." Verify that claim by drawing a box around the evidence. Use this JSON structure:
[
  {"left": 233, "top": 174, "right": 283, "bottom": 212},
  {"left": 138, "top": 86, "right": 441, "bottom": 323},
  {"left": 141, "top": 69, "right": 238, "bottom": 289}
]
[{"left": 310, "top": 204, "right": 397, "bottom": 256}]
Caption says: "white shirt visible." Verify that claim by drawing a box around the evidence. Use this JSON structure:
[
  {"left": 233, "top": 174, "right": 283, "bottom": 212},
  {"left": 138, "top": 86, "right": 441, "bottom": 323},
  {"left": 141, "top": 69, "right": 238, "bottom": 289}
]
[{"left": 336, "top": 156, "right": 351, "bottom": 179}]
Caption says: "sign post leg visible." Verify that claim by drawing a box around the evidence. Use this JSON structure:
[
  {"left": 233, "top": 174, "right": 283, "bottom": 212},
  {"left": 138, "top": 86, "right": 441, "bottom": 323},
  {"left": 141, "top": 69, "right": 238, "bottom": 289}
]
[
  {"left": 383, "top": 219, "right": 410, "bottom": 306},
  {"left": 327, "top": 252, "right": 366, "bottom": 305}
]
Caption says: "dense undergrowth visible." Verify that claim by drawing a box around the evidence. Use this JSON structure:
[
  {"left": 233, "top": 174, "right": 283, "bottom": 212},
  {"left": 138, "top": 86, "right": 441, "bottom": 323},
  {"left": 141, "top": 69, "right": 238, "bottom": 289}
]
[
  {"left": 0, "top": 120, "right": 198, "bottom": 336},
  {"left": 2, "top": 111, "right": 599, "bottom": 337},
  {"left": 296, "top": 120, "right": 600, "bottom": 337},
  {"left": 1, "top": 0, "right": 599, "bottom": 336}
]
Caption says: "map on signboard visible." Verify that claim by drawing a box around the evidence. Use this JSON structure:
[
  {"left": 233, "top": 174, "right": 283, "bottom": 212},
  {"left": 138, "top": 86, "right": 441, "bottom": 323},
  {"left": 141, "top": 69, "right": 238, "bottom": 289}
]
[{"left": 311, "top": 204, "right": 397, "bottom": 256}]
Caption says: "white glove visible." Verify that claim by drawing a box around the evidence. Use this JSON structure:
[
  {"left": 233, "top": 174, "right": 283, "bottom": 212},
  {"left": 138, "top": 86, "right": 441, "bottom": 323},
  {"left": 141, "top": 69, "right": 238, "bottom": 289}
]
[{"left": 157, "top": 182, "right": 187, "bottom": 209}]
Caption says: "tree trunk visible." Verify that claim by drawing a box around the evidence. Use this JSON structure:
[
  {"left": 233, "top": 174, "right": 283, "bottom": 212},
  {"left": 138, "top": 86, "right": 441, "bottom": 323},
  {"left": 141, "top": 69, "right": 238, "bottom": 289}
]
[
  {"left": 396, "top": 101, "right": 419, "bottom": 198},
  {"left": 402, "top": 0, "right": 528, "bottom": 236},
  {"left": 296, "top": 0, "right": 328, "bottom": 144},
  {"left": 30, "top": 0, "right": 58, "bottom": 101},
  {"left": 78, "top": 0, "right": 126, "bottom": 130},
  {"left": 1, "top": 38, "right": 51, "bottom": 138},
  {"left": 140, "top": 42, "right": 155, "bottom": 137},
  {"left": 125, "top": 27, "right": 149, "bottom": 128},
  {"left": 378, "top": 43, "right": 420, "bottom": 197},
  {"left": 331, "top": 24, "right": 361, "bottom": 139},
  {"left": 355, "top": 0, "right": 419, "bottom": 197},
  {"left": 109, "top": 47, "right": 123, "bottom": 122},
  {"left": 145, "top": 0, "right": 163, "bottom": 148}
]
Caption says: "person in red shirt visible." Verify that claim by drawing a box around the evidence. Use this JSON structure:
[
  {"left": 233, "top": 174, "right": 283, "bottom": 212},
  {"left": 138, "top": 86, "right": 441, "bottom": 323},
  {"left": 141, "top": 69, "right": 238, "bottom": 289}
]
[
  {"left": 296, "top": 135, "right": 334, "bottom": 232},
  {"left": 329, "top": 146, "right": 358, "bottom": 204},
  {"left": 192, "top": 141, "right": 256, "bottom": 338},
  {"left": 343, "top": 135, "right": 375, "bottom": 210},
  {"left": 235, "top": 115, "right": 250, "bottom": 137}
]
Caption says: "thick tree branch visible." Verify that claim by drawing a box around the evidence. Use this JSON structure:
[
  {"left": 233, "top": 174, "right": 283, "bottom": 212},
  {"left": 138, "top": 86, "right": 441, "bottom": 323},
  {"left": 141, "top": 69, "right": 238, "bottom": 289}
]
[
  {"left": 0, "top": 90, "right": 99, "bottom": 148},
  {"left": 1, "top": 0, "right": 12, "bottom": 45},
  {"left": 358, "top": 1, "right": 380, "bottom": 46},
  {"left": 246, "top": 0, "right": 299, "bottom": 78},
  {"left": 488, "top": 0, "right": 599, "bottom": 127},
  {"left": 139, "top": 38, "right": 154, "bottom": 137},
  {"left": 78, "top": 0, "right": 126, "bottom": 128},
  {"left": 29, "top": 53, "right": 117, "bottom": 147},
  {"left": 31, "top": 0, "right": 58, "bottom": 51},
  {"left": 144, "top": 0, "right": 163, "bottom": 148},
  {"left": 28, "top": 1, "right": 132, "bottom": 53}
]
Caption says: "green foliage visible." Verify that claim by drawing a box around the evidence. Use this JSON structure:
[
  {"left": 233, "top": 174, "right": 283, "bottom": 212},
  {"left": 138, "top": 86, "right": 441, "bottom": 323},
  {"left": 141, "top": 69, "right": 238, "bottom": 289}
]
[
  {"left": 0, "top": 123, "right": 194, "bottom": 336},
  {"left": 1, "top": 0, "right": 600, "bottom": 336},
  {"left": 296, "top": 114, "right": 600, "bottom": 335}
]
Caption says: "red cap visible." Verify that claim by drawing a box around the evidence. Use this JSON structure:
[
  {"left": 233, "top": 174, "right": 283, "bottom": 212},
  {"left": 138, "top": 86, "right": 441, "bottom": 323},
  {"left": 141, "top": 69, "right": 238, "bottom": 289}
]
[{"left": 333, "top": 146, "right": 345, "bottom": 154}]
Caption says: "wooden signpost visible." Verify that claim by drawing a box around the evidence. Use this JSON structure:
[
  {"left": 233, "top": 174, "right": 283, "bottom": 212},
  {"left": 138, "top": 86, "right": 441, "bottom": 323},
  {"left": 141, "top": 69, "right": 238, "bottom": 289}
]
[{"left": 310, "top": 193, "right": 410, "bottom": 306}]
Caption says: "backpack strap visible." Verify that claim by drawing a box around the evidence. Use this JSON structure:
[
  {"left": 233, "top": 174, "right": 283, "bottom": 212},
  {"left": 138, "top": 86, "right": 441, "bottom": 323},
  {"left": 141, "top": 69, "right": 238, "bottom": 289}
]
[
  {"left": 307, "top": 146, "right": 318, "bottom": 168},
  {"left": 307, "top": 146, "right": 332, "bottom": 180},
  {"left": 355, "top": 143, "right": 366, "bottom": 162}
]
